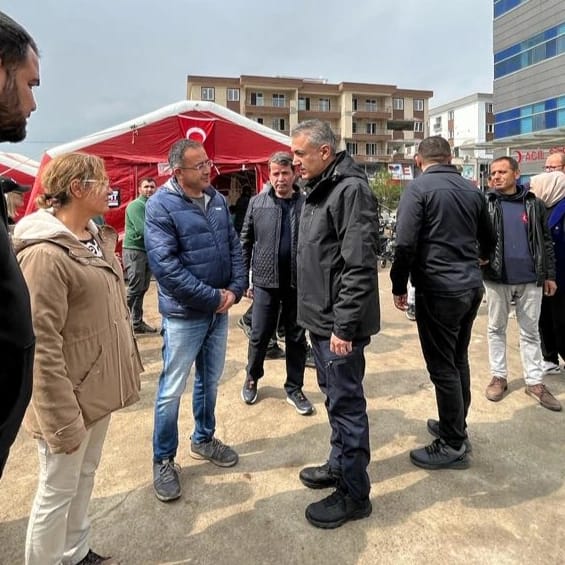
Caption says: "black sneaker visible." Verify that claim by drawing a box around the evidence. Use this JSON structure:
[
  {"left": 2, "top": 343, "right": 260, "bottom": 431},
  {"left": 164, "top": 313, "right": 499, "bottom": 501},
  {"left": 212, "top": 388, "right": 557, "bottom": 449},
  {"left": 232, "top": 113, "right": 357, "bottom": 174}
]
[
  {"left": 305, "top": 346, "right": 316, "bottom": 369},
  {"left": 237, "top": 317, "right": 252, "bottom": 338},
  {"left": 410, "top": 438, "right": 469, "bottom": 470},
  {"left": 134, "top": 321, "right": 157, "bottom": 334},
  {"left": 153, "top": 458, "right": 181, "bottom": 502},
  {"left": 427, "top": 419, "right": 472, "bottom": 453},
  {"left": 75, "top": 549, "right": 115, "bottom": 564},
  {"left": 305, "top": 488, "right": 372, "bottom": 529},
  {"left": 190, "top": 437, "right": 238, "bottom": 467},
  {"left": 299, "top": 462, "right": 339, "bottom": 489},
  {"left": 286, "top": 390, "right": 314, "bottom": 415},
  {"left": 241, "top": 376, "right": 258, "bottom": 405},
  {"left": 265, "top": 342, "right": 285, "bottom": 360}
]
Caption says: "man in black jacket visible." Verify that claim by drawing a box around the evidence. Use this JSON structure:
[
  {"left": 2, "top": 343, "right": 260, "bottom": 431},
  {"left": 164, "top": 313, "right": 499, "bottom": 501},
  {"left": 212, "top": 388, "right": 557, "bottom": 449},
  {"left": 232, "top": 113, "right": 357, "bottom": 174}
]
[
  {"left": 0, "top": 11, "right": 39, "bottom": 479},
  {"left": 291, "top": 120, "right": 379, "bottom": 529},
  {"left": 482, "top": 156, "right": 561, "bottom": 411},
  {"left": 391, "top": 136, "right": 496, "bottom": 471},
  {"left": 239, "top": 151, "right": 312, "bottom": 414}
]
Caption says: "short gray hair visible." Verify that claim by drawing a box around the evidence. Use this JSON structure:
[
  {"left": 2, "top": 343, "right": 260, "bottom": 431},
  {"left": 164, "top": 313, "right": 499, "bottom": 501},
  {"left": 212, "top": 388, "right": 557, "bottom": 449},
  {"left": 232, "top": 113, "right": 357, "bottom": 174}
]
[
  {"left": 168, "top": 139, "right": 203, "bottom": 169},
  {"left": 268, "top": 151, "right": 293, "bottom": 168},
  {"left": 291, "top": 120, "right": 336, "bottom": 155}
]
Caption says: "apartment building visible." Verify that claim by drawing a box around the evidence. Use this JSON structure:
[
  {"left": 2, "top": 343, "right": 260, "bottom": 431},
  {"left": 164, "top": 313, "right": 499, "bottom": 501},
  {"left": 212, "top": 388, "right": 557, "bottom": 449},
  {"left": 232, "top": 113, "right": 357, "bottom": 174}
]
[
  {"left": 186, "top": 74, "right": 433, "bottom": 175},
  {"left": 493, "top": 0, "right": 565, "bottom": 179}
]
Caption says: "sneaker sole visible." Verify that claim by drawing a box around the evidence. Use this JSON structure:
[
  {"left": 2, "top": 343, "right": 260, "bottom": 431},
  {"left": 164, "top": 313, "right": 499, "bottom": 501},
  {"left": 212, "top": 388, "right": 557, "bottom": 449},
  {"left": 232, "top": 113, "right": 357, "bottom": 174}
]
[
  {"left": 409, "top": 453, "right": 470, "bottom": 470},
  {"left": 154, "top": 488, "right": 181, "bottom": 502},
  {"left": 240, "top": 388, "right": 258, "bottom": 405},
  {"left": 286, "top": 396, "right": 314, "bottom": 415},
  {"left": 305, "top": 502, "right": 372, "bottom": 529},
  {"left": 299, "top": 476, "right": 338, "bottom": 490},
  {"left": 189, "top": 449, "right": 239, "bottom": 467}
]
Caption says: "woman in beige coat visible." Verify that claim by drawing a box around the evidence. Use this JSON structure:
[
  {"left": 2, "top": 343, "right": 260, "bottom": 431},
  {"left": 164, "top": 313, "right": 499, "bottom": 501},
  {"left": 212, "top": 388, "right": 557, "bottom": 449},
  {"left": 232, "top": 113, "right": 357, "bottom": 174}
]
[{"left": 14, "top": 153, "right": 143, "bottom": 565}]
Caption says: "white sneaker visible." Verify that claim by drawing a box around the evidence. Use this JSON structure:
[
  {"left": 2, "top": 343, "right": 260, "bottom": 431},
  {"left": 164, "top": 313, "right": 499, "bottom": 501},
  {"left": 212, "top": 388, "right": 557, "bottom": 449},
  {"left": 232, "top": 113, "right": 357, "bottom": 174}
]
[{"left": 543, "top": 361, "right": 561, "bottom": 375}]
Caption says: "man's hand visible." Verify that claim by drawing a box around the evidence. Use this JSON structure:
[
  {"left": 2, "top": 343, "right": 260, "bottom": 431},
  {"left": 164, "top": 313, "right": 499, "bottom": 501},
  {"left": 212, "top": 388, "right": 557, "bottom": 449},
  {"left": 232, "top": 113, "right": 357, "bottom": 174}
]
[
  {"left": 544, "top": 280, "right": 557, "bottom": 297},
  {"left": 330, "top": 333, "right": 352, "bottom": 356},
  {"left": 217, "top": 289, "right": 236, "bottom": 313},
  {"left": 245, "top": 288, "right": 254, "bottom": 299},
  {"left": 393, "top": 293, "right": 408, "bottom": 311}
]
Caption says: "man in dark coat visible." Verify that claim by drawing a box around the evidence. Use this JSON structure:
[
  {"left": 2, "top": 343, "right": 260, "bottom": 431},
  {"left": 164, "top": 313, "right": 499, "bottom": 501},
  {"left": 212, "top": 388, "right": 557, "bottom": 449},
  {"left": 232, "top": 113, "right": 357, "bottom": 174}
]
[{"left": 0, "top": 10, "right": 40, "bottom": 478}]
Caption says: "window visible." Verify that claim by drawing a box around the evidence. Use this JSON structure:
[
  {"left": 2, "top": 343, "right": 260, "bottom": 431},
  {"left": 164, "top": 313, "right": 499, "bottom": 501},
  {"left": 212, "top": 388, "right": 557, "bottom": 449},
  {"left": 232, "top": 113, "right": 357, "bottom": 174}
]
[
  {"left": 486, "top": 103, "right": 493, "bottom": 114},
  {"left": 272, "top": 118, "right": 286, "bottom": 131},
  {"left": 250, "top": 92, "right": 264, "bottom": 106},
  {"left": 319, "top": 98, "right": 331, "bottom": 112},
  {"left": 494, "top": 0, "right": 526, "bottom": 18},
  {"left": 365, "top": 99, "right": 377, "bottom": 112},
  {"left": 298, "top": 96, "right": 310, "bottom": 111},
  {"left": 201, "top": 87, "right": 215, "bottom": 101},
  {"left": 487, "top": 123, "right": 494, "bottom": 134},
  {"left": 448, "top": 129, "right": 454, "bottom": 139},
  {"left": 352, "top": 121, "right": 358, "bottom": 134},
  {"left": 346, "top": 142, "right": 358, "bottom": 155},
  {"left": 414, "top": 121, "right": 424, "bottom": 132},
  {"left": 393, "top": 98, "right": 404, "bottom": 110},
  {"left": 227, "top": 88, "right": 240, "bottom": 102},
  {"left": 366, "top": 122, "right": 377, "bottom": 134},
  {"left": 255, "top": 117, "right": 263, "bottom": 125},
  {"left": 414, "top": 99, "right": 424, "bottom": 112},
  {"left": 366, "top": 143, "right": 378, "bottom": 156},
  {"left": 272, "top": 93, "right": 285, "bottom": 108},
  {"left": 448, "top": 110, "right": 454, "bottom": 120},
  {"left": 352, "top": 98, "right": 358, "bottom": 111}
]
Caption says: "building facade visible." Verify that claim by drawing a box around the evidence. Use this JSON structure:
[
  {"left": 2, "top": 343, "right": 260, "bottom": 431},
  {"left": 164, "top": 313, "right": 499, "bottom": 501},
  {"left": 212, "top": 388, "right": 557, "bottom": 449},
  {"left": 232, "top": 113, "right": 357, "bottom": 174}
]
[
  {"left": 429, "top": 93, "right": 494, "bottom": 187},
  {"left": 186, "top": 74, "right": 433, "bottom": 176},
  {"left": 493, "top": 0, "right": 565, "bottom": 180}
]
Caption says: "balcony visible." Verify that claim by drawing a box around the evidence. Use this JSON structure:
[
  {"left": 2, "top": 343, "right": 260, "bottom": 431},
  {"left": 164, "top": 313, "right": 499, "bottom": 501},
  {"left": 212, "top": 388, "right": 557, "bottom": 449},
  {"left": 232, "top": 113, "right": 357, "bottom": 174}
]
[
  {"left": 353, "top": 154, "right": 391, "bottom": 163},
  {"left": 351, "top": 132, "right": 392, "bottom": 142},
  {"left": 352, "top": 108, "right": 392, "bottom": 120},
  {"left": 298, "top": 105, "right": 341, "bottom": 121},
  {"left": 244, "top": 102, "right": 291, "bottom": 115}
]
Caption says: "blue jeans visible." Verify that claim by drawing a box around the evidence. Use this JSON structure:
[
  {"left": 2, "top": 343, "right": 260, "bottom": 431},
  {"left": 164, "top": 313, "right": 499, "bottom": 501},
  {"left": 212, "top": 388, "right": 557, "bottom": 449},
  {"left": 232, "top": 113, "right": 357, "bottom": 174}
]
[{"left": 153, "top": 314, "right": 228, "bottom": 462}]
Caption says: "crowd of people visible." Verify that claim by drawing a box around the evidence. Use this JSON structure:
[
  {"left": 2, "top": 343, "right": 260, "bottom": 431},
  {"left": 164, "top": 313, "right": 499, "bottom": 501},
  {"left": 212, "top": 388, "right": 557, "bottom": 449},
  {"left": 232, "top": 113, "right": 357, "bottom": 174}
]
[{"left": 1, "top": 8, "right": 564, "bottom": 565}]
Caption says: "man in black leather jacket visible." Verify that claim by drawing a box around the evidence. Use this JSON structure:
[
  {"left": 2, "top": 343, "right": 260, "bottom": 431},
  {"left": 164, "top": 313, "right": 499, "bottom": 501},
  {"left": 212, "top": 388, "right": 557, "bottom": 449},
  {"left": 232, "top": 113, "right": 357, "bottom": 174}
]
[
  {"left": 239, "top": 152, "right": 312, "bottom": 414},
  {"left": 291, "top": 119, "right": 379, "bottom": 529},
  {"left": 0, "top": 11, "right": 39, "bottom": 478},
  {"left": 482, "top": 156, "right": 561, "bottom": 411}
]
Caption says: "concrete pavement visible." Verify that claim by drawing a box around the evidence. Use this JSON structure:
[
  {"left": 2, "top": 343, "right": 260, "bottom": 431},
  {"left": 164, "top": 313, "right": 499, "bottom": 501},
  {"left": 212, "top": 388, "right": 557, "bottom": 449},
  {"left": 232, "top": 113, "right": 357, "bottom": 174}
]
[{"left": 1, "top": 269, "right": 564, "bottom": 564}]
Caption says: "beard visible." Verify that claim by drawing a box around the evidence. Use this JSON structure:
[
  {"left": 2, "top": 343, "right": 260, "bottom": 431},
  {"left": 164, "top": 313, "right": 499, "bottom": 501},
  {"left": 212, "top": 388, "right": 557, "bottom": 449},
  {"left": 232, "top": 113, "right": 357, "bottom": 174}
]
[{"left": 0, "top": 74, "right": 27, "bottom": 143}]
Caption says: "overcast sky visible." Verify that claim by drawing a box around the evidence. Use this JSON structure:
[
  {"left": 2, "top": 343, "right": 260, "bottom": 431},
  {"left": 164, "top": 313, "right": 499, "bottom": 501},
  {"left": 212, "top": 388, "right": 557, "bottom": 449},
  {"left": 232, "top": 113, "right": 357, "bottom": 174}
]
[{"left": 1, "top": 0, "right": 493, "bottom": 161}]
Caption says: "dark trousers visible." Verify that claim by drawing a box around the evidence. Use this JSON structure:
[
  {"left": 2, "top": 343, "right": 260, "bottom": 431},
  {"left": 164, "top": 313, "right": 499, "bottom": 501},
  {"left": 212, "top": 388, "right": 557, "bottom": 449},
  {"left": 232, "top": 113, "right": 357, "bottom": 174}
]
[
  {"left": 310, "top": 333, "right": 371, "bottom": 502},
  {"left": 123, "top": 249, "right": 152, "bottom": 326},
  {"left": 0, "top": 342, "right": 34, "bottom": 478},
  {"left": 539, "top": 289, "right": 565, "bottom": 365},
  {"left": 415, "top": 287, "right": 484, "bottom": 449},
  {"left": 246, "top": 285, "right": 306, "bottom": 394}
]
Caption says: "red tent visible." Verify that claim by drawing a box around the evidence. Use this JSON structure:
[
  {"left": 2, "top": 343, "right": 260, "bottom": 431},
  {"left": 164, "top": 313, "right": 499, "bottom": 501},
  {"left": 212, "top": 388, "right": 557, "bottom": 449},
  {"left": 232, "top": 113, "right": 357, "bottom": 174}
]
[
  {"left": 26, "top": 100, "right": 290, "bottom": 241},
  {"left": 0, "top": 152, "right": 39, "bottom": 221}
]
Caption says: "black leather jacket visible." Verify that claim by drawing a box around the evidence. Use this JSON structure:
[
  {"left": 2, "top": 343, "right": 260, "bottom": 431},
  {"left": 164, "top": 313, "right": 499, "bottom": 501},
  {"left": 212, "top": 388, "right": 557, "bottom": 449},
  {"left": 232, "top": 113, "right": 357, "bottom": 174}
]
[
  {"left": 483, "top": 187, "right": 555, "bottom": 285},
  {"left": 240, "top": 184, "right": 304, "bottom": 288}
]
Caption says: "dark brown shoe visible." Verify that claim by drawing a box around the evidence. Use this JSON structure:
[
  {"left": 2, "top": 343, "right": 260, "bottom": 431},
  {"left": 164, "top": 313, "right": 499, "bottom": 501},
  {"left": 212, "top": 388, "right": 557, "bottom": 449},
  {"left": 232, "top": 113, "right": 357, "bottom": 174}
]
[
  {"left": 525, "top": 384, "right": 562, "bottom": 411},
  {"left": 486, "top": 376, "right": 508, "bottom": 402}
]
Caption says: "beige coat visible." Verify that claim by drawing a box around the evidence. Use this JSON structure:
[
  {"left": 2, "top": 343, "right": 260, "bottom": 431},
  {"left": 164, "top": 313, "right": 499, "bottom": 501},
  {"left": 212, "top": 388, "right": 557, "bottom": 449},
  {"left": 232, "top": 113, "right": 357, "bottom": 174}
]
[{"left": 13, "top": 209, "right": 143, "bottom": 454}]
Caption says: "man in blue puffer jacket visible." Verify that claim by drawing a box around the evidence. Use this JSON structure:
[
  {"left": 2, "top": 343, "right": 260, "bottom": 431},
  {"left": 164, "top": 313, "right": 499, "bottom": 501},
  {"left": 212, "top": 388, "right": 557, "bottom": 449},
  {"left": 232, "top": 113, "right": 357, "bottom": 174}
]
[{"left": 145, "top": 139, "right": 247, "bottom": 503}]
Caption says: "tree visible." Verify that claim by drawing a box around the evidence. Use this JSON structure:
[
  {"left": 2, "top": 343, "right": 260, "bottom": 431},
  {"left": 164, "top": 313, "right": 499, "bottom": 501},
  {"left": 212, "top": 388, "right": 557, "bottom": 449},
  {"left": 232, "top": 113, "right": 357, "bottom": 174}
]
[{"left": 370, "top": 170, "right": 403, "bottom": 211}]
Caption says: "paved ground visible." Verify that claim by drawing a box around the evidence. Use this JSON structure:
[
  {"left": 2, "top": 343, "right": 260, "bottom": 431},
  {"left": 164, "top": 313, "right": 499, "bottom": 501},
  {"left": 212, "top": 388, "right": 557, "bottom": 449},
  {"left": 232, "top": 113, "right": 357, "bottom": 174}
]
[{"left": 1, "top": 269, "right": 564, "bottom": 565}]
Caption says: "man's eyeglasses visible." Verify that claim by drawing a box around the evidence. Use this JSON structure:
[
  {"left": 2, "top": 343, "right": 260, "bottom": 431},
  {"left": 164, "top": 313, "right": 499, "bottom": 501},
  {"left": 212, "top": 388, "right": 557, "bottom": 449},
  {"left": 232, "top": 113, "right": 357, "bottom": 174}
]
[
  {"left": 178, "top": 160, "right": 214, "bottom": 172},
  {"left": 544, "top": 165, "right": 565, "bottom": 171}
]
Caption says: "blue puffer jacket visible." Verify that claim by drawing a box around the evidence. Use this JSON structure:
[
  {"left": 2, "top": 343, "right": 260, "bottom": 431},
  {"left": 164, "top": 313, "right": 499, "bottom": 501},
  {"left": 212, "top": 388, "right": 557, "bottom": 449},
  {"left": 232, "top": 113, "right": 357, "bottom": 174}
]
[{"left": 145, "top": 178, "right": 247, "bottom": 318}]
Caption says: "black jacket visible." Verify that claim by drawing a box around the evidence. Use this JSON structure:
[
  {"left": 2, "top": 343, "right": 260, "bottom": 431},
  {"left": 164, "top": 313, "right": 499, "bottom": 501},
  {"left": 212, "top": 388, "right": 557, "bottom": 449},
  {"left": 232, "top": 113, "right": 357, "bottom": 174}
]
[
  {"left": 391, "top": 164, "right": 496, "bottom": 295},
  {"left": 483, "top": 186, "right": 555, "bottom": 285},
  {"left": 297, "top": 151, "right": 380, "bottom": 340},
  {"left": 0, "top": 186, "right": 34, "bottom": 477},
  {"left": 240, "top": 183, "right": 304, "bottom": 288}
]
